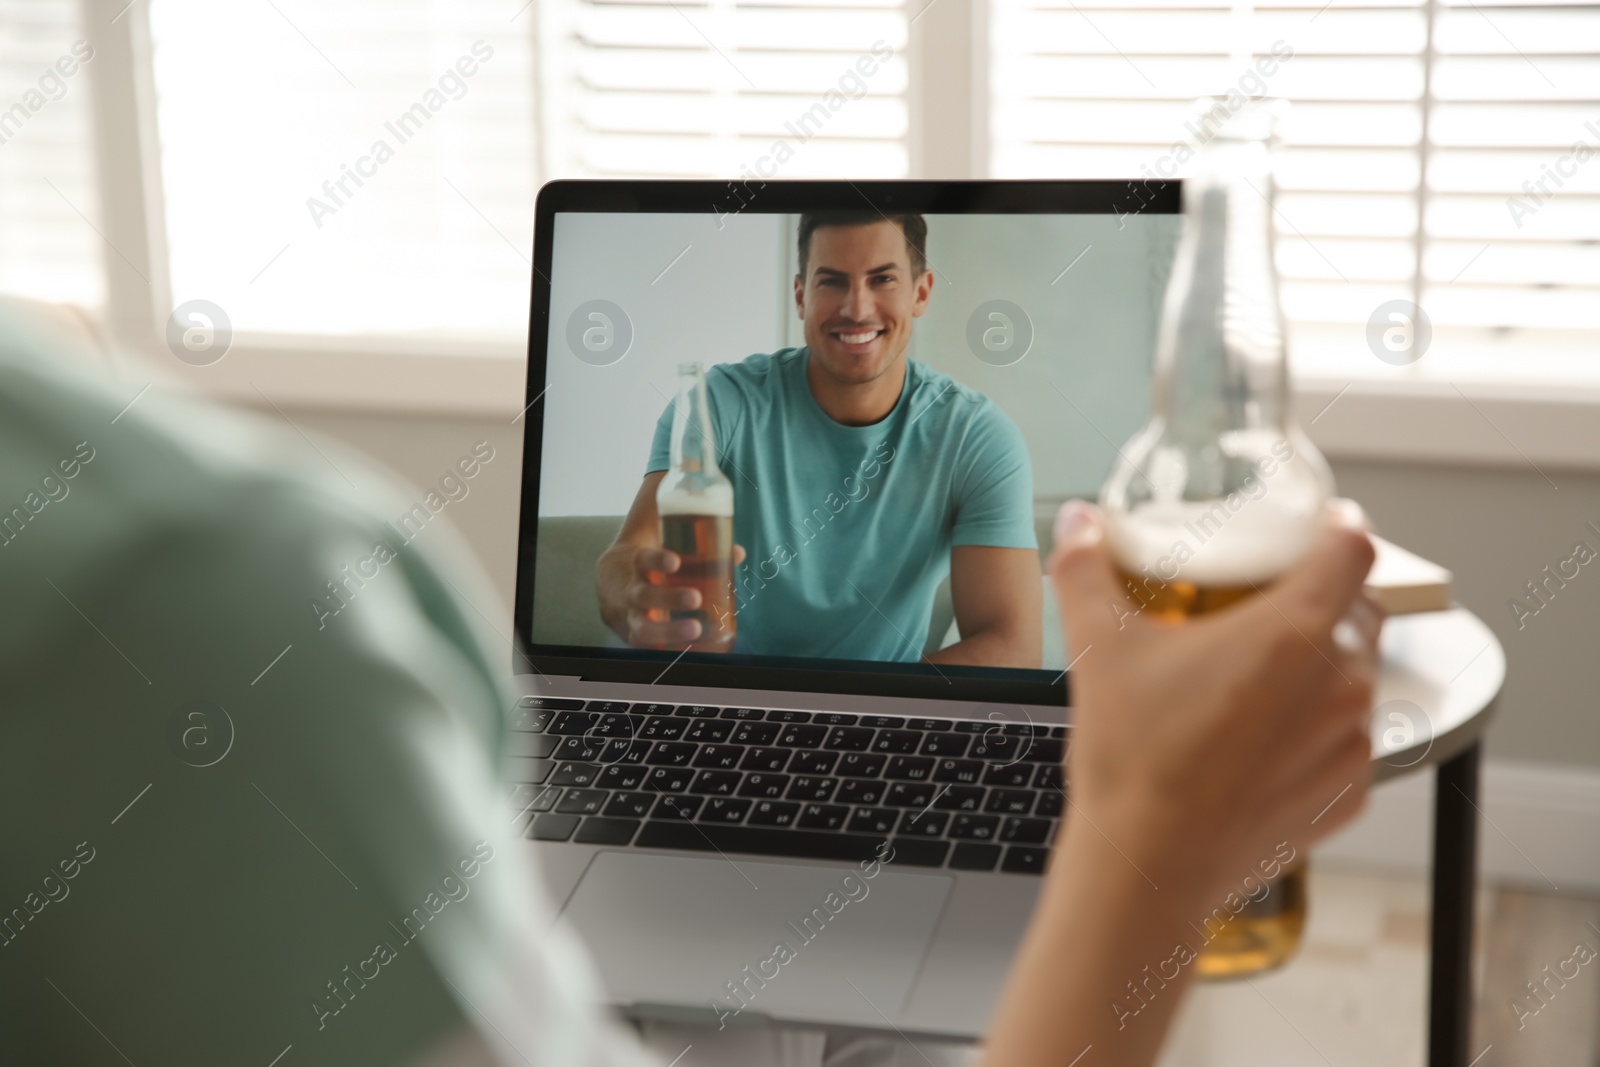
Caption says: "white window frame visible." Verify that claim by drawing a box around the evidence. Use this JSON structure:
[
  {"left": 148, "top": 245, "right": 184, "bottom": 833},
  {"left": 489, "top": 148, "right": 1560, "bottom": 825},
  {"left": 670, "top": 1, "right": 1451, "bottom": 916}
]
[{"left": 80, "top": 0, "right": 1600, "bottom": 471}]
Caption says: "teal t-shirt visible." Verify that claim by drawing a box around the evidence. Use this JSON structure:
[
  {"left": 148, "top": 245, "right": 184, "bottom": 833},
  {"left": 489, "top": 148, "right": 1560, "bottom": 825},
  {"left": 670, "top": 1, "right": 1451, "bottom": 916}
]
[{"left": 647, "top": 348, "right": 1036, "bottom": 662}]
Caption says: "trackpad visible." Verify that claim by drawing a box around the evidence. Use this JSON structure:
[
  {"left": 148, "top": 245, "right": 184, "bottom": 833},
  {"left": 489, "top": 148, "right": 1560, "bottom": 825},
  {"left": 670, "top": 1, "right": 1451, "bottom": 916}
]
[{"left": 558, "top": 852, "right": 952, "bottom": 1024}]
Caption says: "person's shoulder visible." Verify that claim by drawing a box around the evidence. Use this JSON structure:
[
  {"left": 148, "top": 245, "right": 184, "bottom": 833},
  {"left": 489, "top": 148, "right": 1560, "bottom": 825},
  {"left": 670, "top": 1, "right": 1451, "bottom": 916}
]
[
  {"left": 706, "top": 348, "right": 802, "bottom": 400},
  {"left": 906, "top": 360, "right": 1027, "bottom": 456}
]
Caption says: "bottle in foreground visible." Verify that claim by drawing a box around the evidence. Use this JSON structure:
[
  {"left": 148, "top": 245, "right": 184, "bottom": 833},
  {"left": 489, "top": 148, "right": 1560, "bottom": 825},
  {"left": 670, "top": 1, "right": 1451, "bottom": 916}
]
[
  {"left": 1098, "top": 97, "right": 1335, "bottom": 979},
  {"left": 656, "top": 362, "right": 736, "bottom": 653}
]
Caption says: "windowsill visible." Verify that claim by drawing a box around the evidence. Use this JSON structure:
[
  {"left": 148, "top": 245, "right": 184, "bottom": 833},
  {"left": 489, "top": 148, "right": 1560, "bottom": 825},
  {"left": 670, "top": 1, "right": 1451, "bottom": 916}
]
[{"left": 127, "top": 338, "right": 1600, "bottom": 473}]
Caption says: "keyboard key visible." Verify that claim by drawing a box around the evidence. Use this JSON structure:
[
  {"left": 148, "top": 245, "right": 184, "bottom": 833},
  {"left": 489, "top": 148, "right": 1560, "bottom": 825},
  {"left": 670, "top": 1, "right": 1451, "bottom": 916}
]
[
  {"left": 644, "top": 767, "right": 693, "bottom": 792},
  {"left": 693, "top": 744, "right": 745, "bottom": 770},
  {"left": 517, "top": 696, "right": 584, "bottom": 710},
  {"left": 949, "top": 843, "right": 1002, "bottom": 871},
  {"left": 1034, "top": 765, "right": 1064, "bottom": 791},
  {"left": 638, "top": 821, "right": 894, "bottom": 861},
  {"left": 896, "top": 810, "right": 949, "bottom": 837},
  {"left": 1050, "top": 726, "right": 1068, "bottom": 739},
  {"left": 1000, "top": 817, "right": 1053, "bottom": 844},
  {"left": 555, "top": 736, "right": 607, "bottom": 761},
  {"left": 950, "top": 814, "right": 1000, "bottom": 841},
  {"left": 932, "top": 759, "right": 983, "bottom": 784},
  {"left": 731, "top": 722, "right": 781, "bottom": 746},
  {"left": 872, "top": 730, "right": 922, "bottom": 754},
  {"left": 697, "top": 797, "right": 752, "bottom": 823},
  {"left": 507, "top": 758, "right": 555, "bottom": 784},
  {"left": 766, "top": 709, "right": 811, "bottom": 722},
  {"left": 859, "top": 715, "right": 905, "bottom": 729},
  {"left": 575, "top": 817, "right": 639, "bottom": 845},
  {"left": 548, "top": 712, "right": 597, "bottom": 735},
  {"left": 617, "top": 740, "right": 651, "bottom": 765},
  {"left": 788, "top": 750, "right": 838, "bottom": 774},
  {"left": 884, "top": 781, "right": 936, "bottom": 807},
  {"left": 603, "top": 792, "right": 654, "bottom": 818},
  {"left": 836, "top": 752, "right": 887, "bottom": 778},
  {"left": 848, "top": 807, "right": 898, "bottom": 835},
  {"left": 836, "top": 779, "right": 886, "bottom": 806},
  {"left": 985, "top": 789, "right": 1036, "bottom": 815},
  {"left": 510, "top": 783, "right": 560, "bottom": 815},
  {"left": 884, "top": 838, "right": 950, "bottom": 867},
  {"left": 904, "top": 718, "right": 953, "bottom": 731},
  {"left": 1021, "top": 738, "right": 1064, "bottom": 762},
  {"left": 1035, "top": 791, "right": 1064, "bottom": 817},
  {"left": 691, "top": 770, "right": 742, "bottom": 796},
  {"left": 775, "top": 724, "right": 828, "bottom": 748},
  {"left": 585, "top": 701, "right": 632, "bottom": 715},
  {"left": 738, "top": 773, "right": 791, "bottom": 799},
  {"left": 1002, "top": 846, "right": 1051, "bottom": 874},
  {"left": 747, "top": 801, "right": 801, "bottom": 827},
  {"left": 952, "top": 720, "right": 992, "bottom": 734},
  {"left": 556, "top": 789, "right": 609, "bottom": 815},
  {"left": 933, "top": 785, "right": 986, "bottom": 812},
  {"left": 982, "top": 763, "right": 1034, "bottom": 788},
  {"left": 785, "top": 776, "right": 839, "bottom": 802},
  {"left": 653, "top": 795, "right": 702, "bottom": 821},
  {"left": 798, "top": 803, "right": 850, "bottom": 830},
  {"left": 590, "top": 713, "right": 641, "bottom": 738},
  {"left": 527, "top": 813, "right": 580, "bottom": 841},
  {"left": 920, "top": 733, "right": 970, "bottom": 757},
  {"left": 634, "top": 703, "right": 677, "bottom": 716},
  {"left": 824, "top": 727, "right": 875, "bottom": 751},
  {"left": 720, "top": 707, "right": 766, "bottom": 720},
  {"left": 550, "top": 762, "right": 599, "bottom": 787},
  {"left": 638, "top": 717, "right": 685, "bottom": 741},
  {"left": 646, "top": 742, "right": 698, "bottom": 767},
  {"left": 884, "top": 756, "right": 935, "bottom": 781},
  {"left": 969, "top": 734, "right": 1024, "bottom": 760},
  {"left": 739, "top": 747, "right": 790, "bottom": 772},
  {"left": 506, "top": 734, "right": 559, "bottom": 759},
  {"left": 597, "top": 764, "right": 646, "bottom": 791},
  {"left": 509, "top": 708, "right": 553, "bottom": 732},
  {"left": 684, "top": 719, "right": 734, "bottom": 744},
  {"left": 675, "top": 705, "right": 720, "bottom": 718},
  {"left": 814, "top": 712, "right": 858, "bottom": 726}
]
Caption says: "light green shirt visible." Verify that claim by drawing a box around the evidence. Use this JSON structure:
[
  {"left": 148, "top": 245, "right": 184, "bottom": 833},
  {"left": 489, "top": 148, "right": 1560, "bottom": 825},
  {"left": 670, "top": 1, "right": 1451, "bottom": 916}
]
[{"left": 0, "top": 310, "right": 652, "bottom": 1067}]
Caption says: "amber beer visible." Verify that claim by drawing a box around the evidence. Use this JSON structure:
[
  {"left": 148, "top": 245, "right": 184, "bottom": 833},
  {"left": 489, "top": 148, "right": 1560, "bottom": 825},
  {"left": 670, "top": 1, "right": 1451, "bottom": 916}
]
[
  {"left": 659, "top": 504, "right": 736, "bottom": 652},
  {"left": 1109, "top": 508, "right": 1318, "bottom": 978},
  {"left": 656, "top": 362, "right": 737, "bottom": 652}
]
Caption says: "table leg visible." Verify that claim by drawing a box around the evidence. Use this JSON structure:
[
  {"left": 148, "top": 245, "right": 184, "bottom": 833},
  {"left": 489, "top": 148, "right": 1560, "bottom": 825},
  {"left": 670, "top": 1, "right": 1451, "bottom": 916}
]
[{"left": 1428, "top": 741, "right": 1481, "bottom": 1067}]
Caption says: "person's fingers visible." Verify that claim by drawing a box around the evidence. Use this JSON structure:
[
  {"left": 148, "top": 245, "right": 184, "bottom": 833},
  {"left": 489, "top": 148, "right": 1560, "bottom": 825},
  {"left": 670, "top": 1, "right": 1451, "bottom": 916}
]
[
  {"left": 1269, "top": 500, "right": 1376, "bottom": 632},
  {"left": 636, "top": 547, "right": 681, "bottom": 578},
  {"left": 627, "top": 614, "right": 702, "bottom": 646},
  {"left": 1048, "top": 501, "right": 1129, "bottom": 647},
  {"left": 1277, "top": 726, "right": 1372, "bottom": 850},
  {"left": 631, "top": 583, "right": 700, "bottom": 613}
]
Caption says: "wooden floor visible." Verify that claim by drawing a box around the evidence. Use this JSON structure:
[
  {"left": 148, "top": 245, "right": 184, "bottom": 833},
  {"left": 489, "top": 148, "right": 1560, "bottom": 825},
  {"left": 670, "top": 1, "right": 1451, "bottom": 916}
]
[{"left": 1151, "top": 863, "right": 1600, "bottom": 1067}]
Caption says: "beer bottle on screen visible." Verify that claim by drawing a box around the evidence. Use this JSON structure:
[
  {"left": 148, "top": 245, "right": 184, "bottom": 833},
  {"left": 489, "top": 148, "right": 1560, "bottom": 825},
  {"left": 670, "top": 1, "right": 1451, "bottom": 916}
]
[
  {"left": 1098, "top": 98, "right": 1335, "bottom": 979},
  {"left": 656, "top": 362, "right": 736, "bottom": 652}
]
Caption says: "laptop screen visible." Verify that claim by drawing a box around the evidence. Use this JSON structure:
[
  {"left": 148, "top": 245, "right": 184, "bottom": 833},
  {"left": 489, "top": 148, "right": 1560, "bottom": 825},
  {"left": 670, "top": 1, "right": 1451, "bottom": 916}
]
[{"left": 518, "top": 182, "right": 1181, "bottom": 700}]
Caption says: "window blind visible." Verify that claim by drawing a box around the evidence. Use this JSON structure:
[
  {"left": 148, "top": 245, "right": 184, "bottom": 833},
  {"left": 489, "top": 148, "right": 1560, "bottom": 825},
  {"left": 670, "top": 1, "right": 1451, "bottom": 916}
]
[
  {"left": 538, "top": 0, "right": 909, "bottom": 180},
  {"left": 990, "top": 0, "right": 1600, "bottom": 378},
  {"left": 0, "top": 0, "right": 104, "bottom": 309}
]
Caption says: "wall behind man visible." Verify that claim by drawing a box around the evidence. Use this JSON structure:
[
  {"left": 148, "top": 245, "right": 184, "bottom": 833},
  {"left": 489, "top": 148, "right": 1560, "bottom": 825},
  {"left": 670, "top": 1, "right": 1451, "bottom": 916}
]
[{"left": 293, "top": 404, "right": 1599, "bottom": 770}]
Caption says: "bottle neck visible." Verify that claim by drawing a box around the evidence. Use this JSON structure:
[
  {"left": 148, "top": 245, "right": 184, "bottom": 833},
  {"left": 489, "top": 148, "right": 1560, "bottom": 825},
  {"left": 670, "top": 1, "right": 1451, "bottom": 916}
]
[
  {"left": 669, "top": 367, "right": 719, "bottom": 476},
  {"left": 1151, "top": 143, "right": 1289, "bottom": 444}
]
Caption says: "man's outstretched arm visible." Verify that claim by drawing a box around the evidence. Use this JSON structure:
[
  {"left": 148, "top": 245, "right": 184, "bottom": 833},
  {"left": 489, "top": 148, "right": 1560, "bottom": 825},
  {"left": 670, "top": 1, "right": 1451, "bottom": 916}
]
[{"left": 926, "top": 545, "right": 1042, "bottom": 668}]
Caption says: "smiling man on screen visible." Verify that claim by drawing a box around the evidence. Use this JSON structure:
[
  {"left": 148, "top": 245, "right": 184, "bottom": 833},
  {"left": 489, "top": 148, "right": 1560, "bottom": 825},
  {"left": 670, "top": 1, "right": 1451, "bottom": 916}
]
[{"left": 597, "top": 211, "right": 1042, "bottom": 667}]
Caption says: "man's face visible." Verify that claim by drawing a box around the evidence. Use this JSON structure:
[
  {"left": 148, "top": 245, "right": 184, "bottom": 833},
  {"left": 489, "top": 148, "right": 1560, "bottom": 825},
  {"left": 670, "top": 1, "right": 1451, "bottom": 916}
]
[{"left": 794, "top": 221, "right": 934, "bottom": 387}]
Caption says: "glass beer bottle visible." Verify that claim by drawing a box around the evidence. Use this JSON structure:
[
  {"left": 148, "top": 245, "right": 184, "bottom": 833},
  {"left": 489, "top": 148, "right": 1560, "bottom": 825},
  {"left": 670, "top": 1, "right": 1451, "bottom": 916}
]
[
  {"left": 1098, "top": 98, "right": 1335, "bottom": 979},
  {"left": 656, "top": 362, "right": 736, "bottom": 652}
]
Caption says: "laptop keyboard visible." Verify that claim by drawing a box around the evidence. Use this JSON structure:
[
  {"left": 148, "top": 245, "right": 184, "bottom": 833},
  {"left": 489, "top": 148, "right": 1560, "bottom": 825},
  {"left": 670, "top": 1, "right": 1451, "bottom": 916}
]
[{"left": 507, "top": 697, "right": 1068, "bottom": 875}]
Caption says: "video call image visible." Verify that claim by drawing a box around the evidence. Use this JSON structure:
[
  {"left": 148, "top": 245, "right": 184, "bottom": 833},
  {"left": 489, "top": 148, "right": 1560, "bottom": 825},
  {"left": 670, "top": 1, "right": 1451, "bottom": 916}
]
[{"left": 532, "top": 208, "right": 1181, "bottom": 674}]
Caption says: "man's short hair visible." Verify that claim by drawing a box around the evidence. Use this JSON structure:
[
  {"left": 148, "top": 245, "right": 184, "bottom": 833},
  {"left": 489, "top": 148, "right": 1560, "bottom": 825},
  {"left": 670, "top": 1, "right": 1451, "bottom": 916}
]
[{"left": 797, "top": 211, "right": 928, "bottom": 280}]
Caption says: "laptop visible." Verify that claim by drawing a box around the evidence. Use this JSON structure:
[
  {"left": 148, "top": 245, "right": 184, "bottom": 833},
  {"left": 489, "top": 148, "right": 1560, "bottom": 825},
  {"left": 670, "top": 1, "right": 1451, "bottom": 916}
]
[{"left": 511, "top": 179, "right": 1181, "bottom": 1043}]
